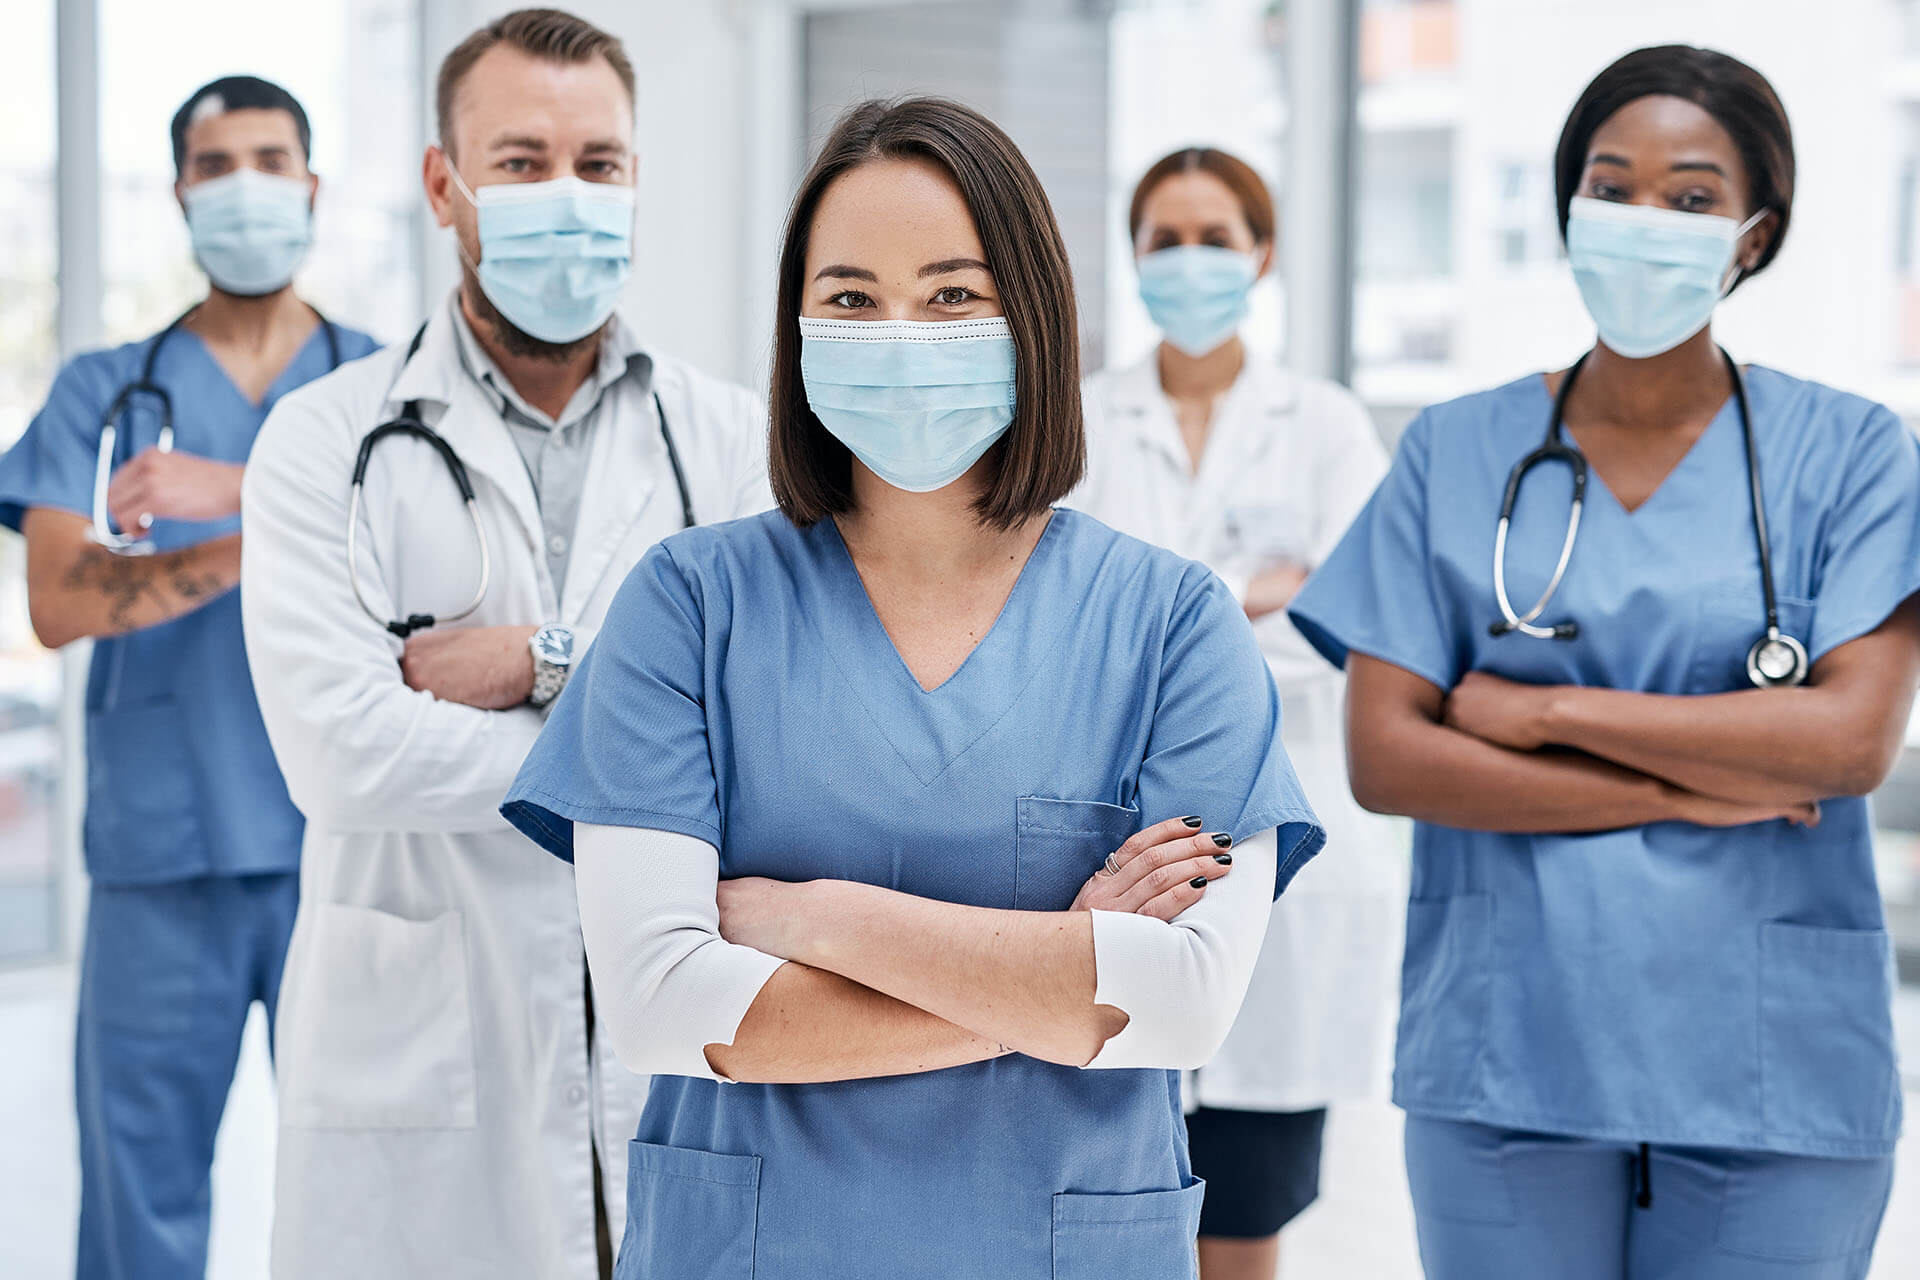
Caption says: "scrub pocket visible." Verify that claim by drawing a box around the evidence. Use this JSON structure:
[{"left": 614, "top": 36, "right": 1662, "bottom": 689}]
[
  {"left": 84, "top": 697, "right": 206, "bottom": 881},
  {"left": 279, "top": 903, "right": 478, "bottom": 1130},
  {"left": 1051, "top": 1180, "right": 1205, "bottom": 1280},
  {"left": 1394, "top": 894, "right": 1491, "bottom": 1109},
  {"left": 618, "top": 1141, "right": 761, "bottom": 1280},
  {"left": 1685, "top": 586, "right": 1815, "bottom": 693},
  {"left": 1014, "top": 797, "right": 1142, "bottom": 910},
  {"left": 1757, "top": 921, "right": 1901, "bottom": 1147}
]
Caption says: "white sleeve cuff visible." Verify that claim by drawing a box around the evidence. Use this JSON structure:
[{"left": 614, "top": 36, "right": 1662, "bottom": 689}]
[
  {"left": 575, "top": 824, "right": 786, "bottom": 1082},
  {"left": 1084, "top": 828, "right": 1278, "bottom": 1070}
]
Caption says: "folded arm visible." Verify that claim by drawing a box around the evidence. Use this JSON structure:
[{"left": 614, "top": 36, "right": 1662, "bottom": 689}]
[
  {"left": 1347, "top": 654, "right": 1819, "bottom": 832},
  {"left": 1445, "top": 598, "right": 1920, "bottom": 805},
  {"left": 22, "top": 507, "right": 240, "bottom": 647}
]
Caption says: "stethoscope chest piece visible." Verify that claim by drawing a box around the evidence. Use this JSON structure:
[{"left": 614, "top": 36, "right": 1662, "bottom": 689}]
[{"left": 1747, "top": 630, "right": 1808, "bottom": 688}]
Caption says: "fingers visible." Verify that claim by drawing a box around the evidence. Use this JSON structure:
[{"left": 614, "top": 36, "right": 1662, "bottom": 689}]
[
  {"left": 1110, "top": 832, "right": 1235, "bottom": 913},
  {"left": 1130, "top": 852, "right": 1235, "bottom": 921},
  {"left": 1105, "top": 815, "right": 1206, "bottom": 872}
]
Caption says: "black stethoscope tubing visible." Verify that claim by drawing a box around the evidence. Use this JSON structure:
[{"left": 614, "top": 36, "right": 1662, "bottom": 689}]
[
  {"left": 1489, "top": 347, "right": 1809, "bottom": 688},
  {"left": 348, "top": 323, "right": 696, "bottom": 639}
]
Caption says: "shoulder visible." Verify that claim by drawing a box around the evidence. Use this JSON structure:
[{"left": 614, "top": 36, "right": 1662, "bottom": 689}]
[
  {"left": 328, "top": 324, "right": 383, "bottom": 363},
  {"left": 1745, "top": 366, "right": 1905, "bottom": 448},
  {"left": 252, "top": 344, "right": 412, "bottom": 469},
  {"left": 1050, "top": 507, "right": 1221, "bottom": 617},
  {"left": 48, "top": 340, "right": 152, "bottom": 402}
]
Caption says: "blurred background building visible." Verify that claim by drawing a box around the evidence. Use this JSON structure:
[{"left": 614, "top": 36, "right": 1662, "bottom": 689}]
[{"left": 3, "top": 1, "right": 1919, "bottom": 1275}]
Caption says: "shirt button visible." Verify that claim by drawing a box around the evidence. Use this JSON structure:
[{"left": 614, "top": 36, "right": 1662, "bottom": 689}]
[
  {"left": 548, "top": 534, "right": 569, "bottom": 556},
  {"left": 566, "top": 1083, "right": 587, "bottom": 1106}
]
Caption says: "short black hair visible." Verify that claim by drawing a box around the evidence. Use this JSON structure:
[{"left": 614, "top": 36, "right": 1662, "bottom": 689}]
[
  {"left": 1555, "top": 46, "right": 1795, "bottom": 283},
  {"left": 170, "top": 76, "right": 312, "bottom": 177}
]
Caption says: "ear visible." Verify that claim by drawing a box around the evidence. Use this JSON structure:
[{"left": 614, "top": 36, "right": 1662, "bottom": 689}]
[
  {"left": 1254, "top": 238, "right": 1276, "bottom": 279},
  {"left": 175, "top": 179, "right": 188, "bottom": 217},
  {"left": 424, "top": 145, "right": 457, "bottom": 230},
  {"left": 1740, "top": 209, "right": 1777, "bottom": 271},
  {"left": 306, "top": 173, "right": 320, "bottom": 211}
]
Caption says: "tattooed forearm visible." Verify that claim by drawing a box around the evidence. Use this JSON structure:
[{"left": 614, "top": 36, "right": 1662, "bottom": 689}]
[{"left": 52, "top": 534, "right": 244, "bottom": 639}]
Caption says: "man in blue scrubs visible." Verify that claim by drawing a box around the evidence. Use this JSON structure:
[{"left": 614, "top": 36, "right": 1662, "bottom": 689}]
[{"left": 0, "top": 76, "right": 376, "bottom": 1279}]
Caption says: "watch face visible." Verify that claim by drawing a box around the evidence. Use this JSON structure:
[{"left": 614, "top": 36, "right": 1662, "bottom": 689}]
[{"left": 534, "top": 626, "right": 574, "bottom": 665}]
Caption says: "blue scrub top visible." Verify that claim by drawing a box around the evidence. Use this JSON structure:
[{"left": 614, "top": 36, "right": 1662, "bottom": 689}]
[
  {"left": 1290, "top": 367, "right": 1920, "bottom": 1160},
  {"left": 0, "top": 319, "right": 379, "bottom": 885},
  {"left": 505, "top": 507, "right": 1323, "bottom": 1279}
]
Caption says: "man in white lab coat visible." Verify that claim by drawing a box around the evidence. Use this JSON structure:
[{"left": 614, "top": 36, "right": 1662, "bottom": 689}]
[{"left": 240, "top": 11, "right": 769, "bottom": 1278}]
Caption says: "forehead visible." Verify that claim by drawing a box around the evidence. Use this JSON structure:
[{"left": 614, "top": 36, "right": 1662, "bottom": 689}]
[
  {"left": 181, "top": 105, "right": 304, "bottom": 159},
  {"left": 1138, "top": 170, "right": 1249, "bottom": 227},
  {"left": 806, "top": 157, "right": 984, "bottom": 265},
  {"left": 451, "top": 44, "right": 633, "bottom": 150},
  {"left": 1587, "top": 94, "right": 1740, "bottom": 165}
]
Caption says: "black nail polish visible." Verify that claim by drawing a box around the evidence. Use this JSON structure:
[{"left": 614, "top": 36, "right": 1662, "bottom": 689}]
[
  {"left": 1182, "top": 815, "right": 1203, "bottom": 828},
  {"left": 1214, "top": 853, "right": 1233, "bottom": 865},
  {"left": 1188, "top": 876, "right": 1208, "bottom": 889},
  {"left": 1212, "top": 833, "right": 1233, "bottom": 848}
]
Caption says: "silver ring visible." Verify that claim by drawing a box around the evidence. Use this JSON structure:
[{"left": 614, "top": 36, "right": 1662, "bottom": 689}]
[{"left": 1100, "top": 852, "right": 1123, "bottom": 877}]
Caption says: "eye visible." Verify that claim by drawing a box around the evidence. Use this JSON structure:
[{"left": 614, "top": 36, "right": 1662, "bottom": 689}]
[
  {"left": 1673, "top": 190, "right": 1717, "bottom": 213},
  {"left": 933, "top": 286, "right": 978, "bottom": 306},
  {"left": 827, "top": 291, "right": 872, "bottom": 310},
  {"left": 1202, "top": 233, "right": 1232, "bottom": 249},
  {"left": 1588, "top": 180, "right": 1627, "bottom": 202},
  {"left": 502, "top": 157, "right": 531, "bottom": 174}
]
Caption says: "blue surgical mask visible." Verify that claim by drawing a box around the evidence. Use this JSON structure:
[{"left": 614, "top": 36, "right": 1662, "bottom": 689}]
[
  {"left": 182, "top": 168, "right": 314, "bottom": 296},
  {"left": 1566, "top": 196, "right": 1767, "bottom": 359},
  {"left": 798, "top": 315, "right": 1018, "bottom": 494},
  {"left": 1137, "top": 245, "right": 1259, "bottom": 357},
  {"left": 449, "top": 165, "right": 634, "bottom": 344}
]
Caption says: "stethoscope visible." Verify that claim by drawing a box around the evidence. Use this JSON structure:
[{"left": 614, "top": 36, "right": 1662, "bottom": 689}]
[
  {"left": 347, "top": 323, "right": 697, "bottom": 639},
  {"left": 1489, "top": 346, "right": 1809, "bottom": 689},
  {"left": 93, "top": 306, "right": 343, "bottom": 554}
]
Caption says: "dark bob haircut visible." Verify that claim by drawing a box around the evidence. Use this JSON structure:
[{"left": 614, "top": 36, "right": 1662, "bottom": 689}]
[
  {"left": 1128, "top": 146, "right": 1276, "bottom": 246},
  {"left": 768, "top": 97, "right": 1084, "bottom": 530},
  {"left": 1555, "top": 45, "right": 1795, "bottom": 285},
  {"left": 170, "top": 76, "right": 312, "bottom": 178}
]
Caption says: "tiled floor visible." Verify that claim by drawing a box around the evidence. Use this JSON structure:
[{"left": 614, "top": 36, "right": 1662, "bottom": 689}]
[{"left": 2, "top": 964, "right": 1916, "bottom": 1279}]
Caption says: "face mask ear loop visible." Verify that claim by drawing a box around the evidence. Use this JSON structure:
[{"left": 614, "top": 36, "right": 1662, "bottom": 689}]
[{"left": 1722, "top": 206, "right": 1771, "bottom": 296}]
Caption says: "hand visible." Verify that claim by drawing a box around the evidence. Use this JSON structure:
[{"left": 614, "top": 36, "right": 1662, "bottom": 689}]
[
  {"left": 400, "top": 625, "right": 537, "bottom": 709},
  {"left": 1663, "top": 785, "right": 1821, "bottom": 829},
  {"left": 105, "top": 448, "right": 244, "bottom": 532},
  {"left": 717, "top": 877, "right": 808, "bottom": 958},
  {"left": 1069, "top": 816, "right": 1236, "bottom": 921},
  {"left": 1443, "top": 670, "right": 1557, "bottom": 751},
  {"left": 1242, "top": 561, "right": 1310, "bottom": 621}
]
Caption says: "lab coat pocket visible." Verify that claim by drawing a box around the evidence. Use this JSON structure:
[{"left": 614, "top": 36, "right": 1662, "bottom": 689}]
[
  {"left": 279, "top": 903, "right": 478, "bottom": 1130},
  {"left": 84, "top": 697, "right": 206, "bottom": 882},
  {"left": 1393, "top": 895, "right": 1491, "bottom": 1108},
  {"left": 1757, "top": 921, "right": 1901, "bottom": 1148},
  {"left": 618, "top": 1141, "right": 760, "bottom": 1280},
  {"left": 1015, "top": 797, "right": 1143, "bottom": 910},
  {"left": 1051, "top": 1180, "right": 1204, "bottom": 1280}
]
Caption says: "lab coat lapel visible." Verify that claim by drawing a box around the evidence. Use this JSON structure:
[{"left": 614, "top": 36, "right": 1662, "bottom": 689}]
[{"left": 559, "top": 379, "right": 662, "bottom": 624}]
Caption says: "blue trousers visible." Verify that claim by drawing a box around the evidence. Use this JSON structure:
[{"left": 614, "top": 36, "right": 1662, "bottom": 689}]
[
  {"left": 1404, "top": 1116, "right": 1894, "bottom": 1280},
  {"left": 74, "top": 873, "right": 299, "bottom": 1280}
]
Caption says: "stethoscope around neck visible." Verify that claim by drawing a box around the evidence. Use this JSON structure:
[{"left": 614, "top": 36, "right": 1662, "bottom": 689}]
[
  {"left": 1489, "top": 346, "right": 1809, "bottom": 689},
  {"left": 346, "top": 322, "right": 697, "bottom": 639},
  {"left": 92, "top": 305, "right": 343, "bottom": 554}
]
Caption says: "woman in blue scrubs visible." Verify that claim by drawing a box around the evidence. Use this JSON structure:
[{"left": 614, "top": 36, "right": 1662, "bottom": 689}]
[
  {"left": 1291, "top": 46, "right": 1920, "bottom": 1279},
  {"left": 504, "top": 96, "right": 1324, "bottom": 1280}
]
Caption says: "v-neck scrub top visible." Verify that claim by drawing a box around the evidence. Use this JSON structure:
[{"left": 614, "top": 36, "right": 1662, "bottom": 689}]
[
  {"left": 0, "top": 320, "right": 377, "bottom": 884},
  {"left": 1289, "top": 367, "right": 1920, "bottom": 1160},
  {"left": 504, "top": 506, "right": 1323, "bottom": 1279}
]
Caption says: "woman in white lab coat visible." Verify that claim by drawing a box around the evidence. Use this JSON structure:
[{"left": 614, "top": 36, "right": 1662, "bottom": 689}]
[{"left": 1074, "top": 147, "right": 1405, "bottom": 1280}]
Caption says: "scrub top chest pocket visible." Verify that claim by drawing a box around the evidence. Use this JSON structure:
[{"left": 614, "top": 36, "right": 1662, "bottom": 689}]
[{"left": 1014, "top": 797, "right": 1142, "bottom": 910}]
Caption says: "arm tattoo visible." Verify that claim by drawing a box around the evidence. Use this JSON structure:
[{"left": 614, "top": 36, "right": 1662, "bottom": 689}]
[{"left": 61, "top": 540, "right": 236, "bottom": 634}]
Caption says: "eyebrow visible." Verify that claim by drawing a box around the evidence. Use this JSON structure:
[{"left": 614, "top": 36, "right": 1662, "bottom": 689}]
[
  {"left": 918, "top": 257, "right": 991, "bottom": 278},
  {"left": 580, "top": 139, "right": 629, "bottom": 157},
  {"left": 487, "top": 133, "right": 549, "bottom": 152},
  {"left": 1589, "top": 151, "right": 1727, "bottom": 178},
  {"left": 814, "top": 264, "right": 878, "bottom": 282}
]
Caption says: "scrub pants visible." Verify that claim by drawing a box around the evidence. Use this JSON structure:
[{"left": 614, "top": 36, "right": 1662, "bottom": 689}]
[
  {"left": 74, "top": 873, "right": 300, "bottom": 1280},
  {"left": 1404, "top": 1116, "right": 1894, "bottom": 1280}
]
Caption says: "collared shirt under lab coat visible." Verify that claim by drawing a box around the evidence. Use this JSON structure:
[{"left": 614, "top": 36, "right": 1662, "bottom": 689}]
[
  {"left": 240, "top": 294, "right": 770, "bottom": 1280},
  {"left": 1073, "top": 352, "right": 1406, "bottom": 1112}
]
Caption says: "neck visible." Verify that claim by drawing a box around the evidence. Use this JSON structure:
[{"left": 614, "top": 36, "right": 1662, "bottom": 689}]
[
  {"left": 187, "top": 286, "right": 315, "bottom": 353},
  {"left": 459, "top": 286, "right": 600, "bottom": 421},
  {"left": 1157, "top": 335, "right": 1244, "bottom": 400},
  {"left": 1572, "top": 329, "right": 1732, "bottom": 431},
  {"left": 836, "top": 461, "right": 1040, "bottom": 579}
]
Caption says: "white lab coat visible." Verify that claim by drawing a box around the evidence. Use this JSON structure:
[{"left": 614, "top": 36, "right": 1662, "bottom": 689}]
[
  {"left": 240, "top": 298, "right": 770, "bottom": 1279},
  {"left": 1073, "top": 352, "right": 1406, "bottom": 1112}
]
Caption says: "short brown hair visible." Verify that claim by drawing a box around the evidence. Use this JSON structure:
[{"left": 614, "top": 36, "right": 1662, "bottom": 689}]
[
  {"left": 435, "top": 8, "right": 635, "bottom": 153},
  {"left": 769, "top": 97, "right": 1084, "bottom": 531},
  {"left": 1128, "top": 147, "right": 1276, "bottom": 246}
]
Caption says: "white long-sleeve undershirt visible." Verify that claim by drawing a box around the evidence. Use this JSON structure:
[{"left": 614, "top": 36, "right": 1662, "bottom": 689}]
[{"left": 573, "top": 823, "right": 1278, "bottom": 1080}]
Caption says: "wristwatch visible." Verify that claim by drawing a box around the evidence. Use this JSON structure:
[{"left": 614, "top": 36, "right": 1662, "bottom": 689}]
[{"left": 528, "top": 623, "right": 577, "bottom": 708}]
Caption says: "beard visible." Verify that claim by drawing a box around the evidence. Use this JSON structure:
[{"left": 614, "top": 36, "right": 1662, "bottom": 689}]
[{"left": 457, "top": 258, "right": 604, "bottom": 365}]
